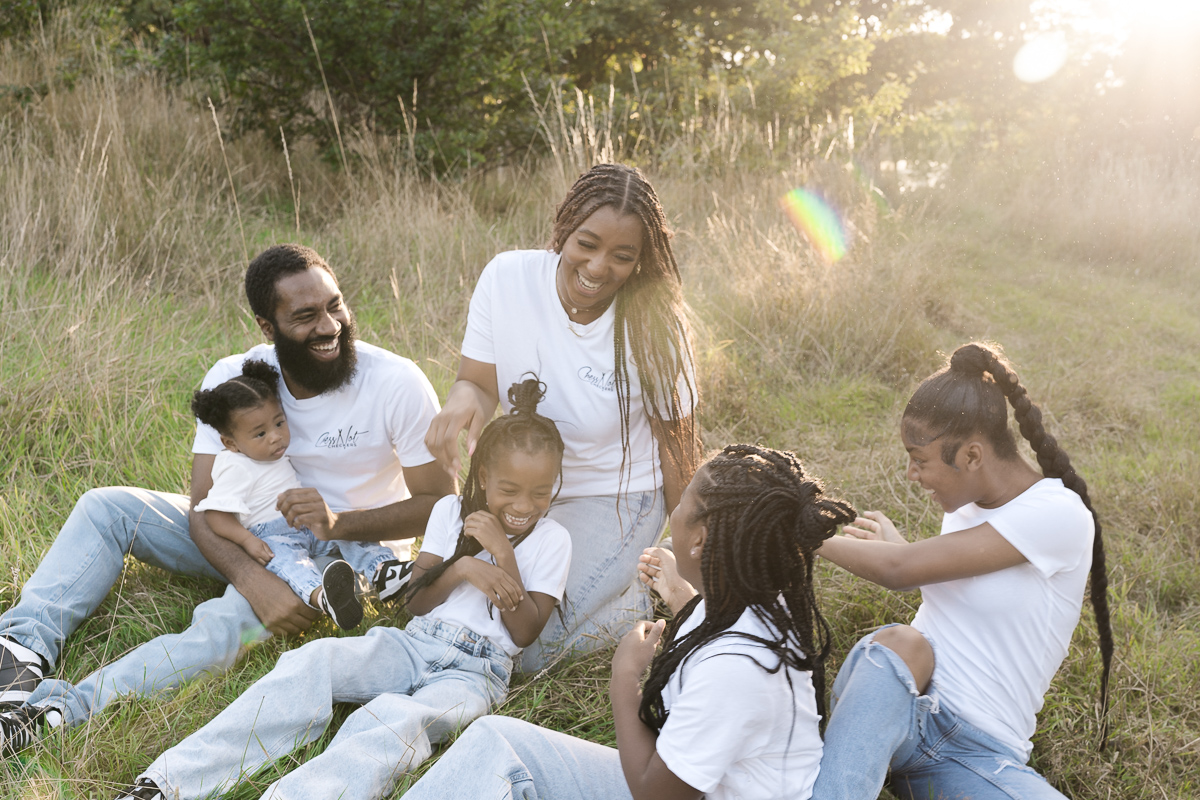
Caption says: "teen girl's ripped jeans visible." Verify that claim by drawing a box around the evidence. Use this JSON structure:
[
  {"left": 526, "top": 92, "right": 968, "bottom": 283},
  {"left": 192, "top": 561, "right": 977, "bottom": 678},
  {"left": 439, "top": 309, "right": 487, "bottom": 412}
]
[
  {"left": 812, "top": 626, "right": 1069, "bottom": 800},
  {"left": 0, "top": 487, "right": 270, "bottom": 726},
  {"left": 521, "top": 490, "right": 666, "bottom": 672}
]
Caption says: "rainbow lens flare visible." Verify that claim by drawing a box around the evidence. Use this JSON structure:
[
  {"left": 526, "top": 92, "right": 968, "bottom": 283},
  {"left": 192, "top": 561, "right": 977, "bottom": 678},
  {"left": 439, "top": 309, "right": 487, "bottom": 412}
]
[{"left": 780, "top": 188, "right": 848, "bottom": 263}]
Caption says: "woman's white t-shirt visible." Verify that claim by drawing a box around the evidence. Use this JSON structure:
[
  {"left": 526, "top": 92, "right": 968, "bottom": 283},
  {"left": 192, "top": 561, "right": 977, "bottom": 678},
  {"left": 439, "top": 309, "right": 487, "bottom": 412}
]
[
  {"left": 655, "top": 600, "right": 824, "bottom": 800},
  {"left": 193, "top": 450, "right": 301, "bottom": 528},
  {"left": 912, "top": 478, "right": 1094, "bottom": 760},
  {"left": 460, "top": 249, "right": 694, "bottom": 499},
  {"left": 418, "top": 495, "right": 572, "bottom": 657}
]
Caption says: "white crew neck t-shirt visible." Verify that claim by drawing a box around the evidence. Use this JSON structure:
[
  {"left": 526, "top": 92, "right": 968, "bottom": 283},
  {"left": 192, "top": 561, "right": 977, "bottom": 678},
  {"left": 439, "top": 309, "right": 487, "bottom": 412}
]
[
  {"left": 192, "top": 341, "right": 441, "bottom": 558},
  {"left": 655, "top": 600, "right": 824, "bottom": 800},
  {"left": 460, "top": 249, "right": 695, "bottom": 499},
  {"left": 193, "top": 450, "right": 301, "bottom": 528},
  {"left": 417, "top": 494, "right": 572, "bottom": 656},
  {"left": 912, "top": 478, "right": 1094, "bottom": 760}
]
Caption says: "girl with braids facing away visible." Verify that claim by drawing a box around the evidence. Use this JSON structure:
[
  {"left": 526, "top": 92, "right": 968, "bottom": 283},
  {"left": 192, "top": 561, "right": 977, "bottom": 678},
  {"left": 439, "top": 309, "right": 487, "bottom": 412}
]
[
  {"left": 811, "top": 342, "right": 1113, "bottom": 800},
  {"left": 426, "top": 163, "right": 699, "bottom": 671},
  {"left": 117, "top": 379, "right": 571, "bottom": 800},
  {"left": 400, "top": 444, "right": 857, "bottom": 800}
]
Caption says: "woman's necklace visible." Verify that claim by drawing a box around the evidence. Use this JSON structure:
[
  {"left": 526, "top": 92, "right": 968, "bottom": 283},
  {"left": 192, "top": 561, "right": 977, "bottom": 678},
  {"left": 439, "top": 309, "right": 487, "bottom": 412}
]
[{"left": 556, "top": 268, "right": 613, "bottom": 337}]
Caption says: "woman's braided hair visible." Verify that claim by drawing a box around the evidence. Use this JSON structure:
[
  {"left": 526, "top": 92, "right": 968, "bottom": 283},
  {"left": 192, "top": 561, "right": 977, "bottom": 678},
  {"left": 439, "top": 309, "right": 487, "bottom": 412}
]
[
  {"left": 550, "top": 164, "right": 700, "bottom": 490},
  {"left": 904, "top": 342, "right": 1113, "bottom": 748},
  {"left": 638, "top": 444, "right": 857, "bottom": 733},
  {"left": 190, "top": 359, "right": 281, "bottom": 436},
  {"left": 404, "top": 377, "right": 565, "bottom": 602}
]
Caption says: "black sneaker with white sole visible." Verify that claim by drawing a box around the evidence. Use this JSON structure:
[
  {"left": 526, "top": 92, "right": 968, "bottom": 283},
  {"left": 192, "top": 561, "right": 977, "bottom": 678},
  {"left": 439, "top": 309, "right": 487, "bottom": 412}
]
[
  {"left": 114, "top": 778, "right": 166, "bottom": 800},
  {"left": 373, "top": 559, "right": 415, "bottom": 603},
  {"left": 0, "top": 637, "right": 48, "bottom": 708},
  {"left": 319, "top": 560, "right": 363, "bottom": 630},
  {"left": 0, "top": 704, "right": 63, "bottom": 756}
]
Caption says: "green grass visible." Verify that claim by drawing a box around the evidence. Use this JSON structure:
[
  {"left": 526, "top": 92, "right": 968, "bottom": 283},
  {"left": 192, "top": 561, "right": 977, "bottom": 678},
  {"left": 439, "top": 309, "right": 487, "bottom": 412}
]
[{"left": 3, "top": 12, "right": 1200, "bottom": 799}]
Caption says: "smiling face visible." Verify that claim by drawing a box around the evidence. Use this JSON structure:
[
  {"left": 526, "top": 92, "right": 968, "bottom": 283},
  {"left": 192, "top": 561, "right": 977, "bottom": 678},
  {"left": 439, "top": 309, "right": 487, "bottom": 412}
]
[
  {"left": 258, "top": 267, "right": 357, "bottom": 399},
  {"left": 901, "top": 421, "right": 977, "bottom": 513},
  {"left": 479, "top": 447, "right": 561, "bottom": 538},
  {"left": 556, "top": 205, "right": 644, "bottom": 320},
  {"left": 669, "top": 465, "right": 710, "bottom": 595},
  {"left": 222, "top": 398, "right": 290, "bottom": 462}
]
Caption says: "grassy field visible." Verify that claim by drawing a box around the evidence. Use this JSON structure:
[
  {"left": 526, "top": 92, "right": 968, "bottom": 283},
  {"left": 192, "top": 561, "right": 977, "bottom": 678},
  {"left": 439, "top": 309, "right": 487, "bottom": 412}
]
[{"left": 2, "top": 14, "right": 1199, "bottom": 799}]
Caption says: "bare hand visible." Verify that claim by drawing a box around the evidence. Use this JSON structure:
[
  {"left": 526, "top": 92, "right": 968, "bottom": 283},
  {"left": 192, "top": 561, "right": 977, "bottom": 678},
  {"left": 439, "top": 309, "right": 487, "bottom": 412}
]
[
  {"left": 277, "top": 487, "right": 339, "bottom": 540},
  {"left": 637, "top": 547, "right": 697, "bottom": 614},
  {"left": 843, "top": 511, "right": 906, "bottom": 544},
  {"left": 424, "top": 388, "right": 489, "bottom": 476},
  {"left": 459, "top": 558, "right": 525, "bottom": 612},
  {"left": 238, "top": 569, "right": 320, "bottom": 636},
  {"left": 462, "top": 511, "right": 513, "bottom": 558},
  {"left": 612, "top": 619, "right": 667, "bottom": 684},
  {"left": 245, "top": 537, "right": 275, "bottom": 567}
]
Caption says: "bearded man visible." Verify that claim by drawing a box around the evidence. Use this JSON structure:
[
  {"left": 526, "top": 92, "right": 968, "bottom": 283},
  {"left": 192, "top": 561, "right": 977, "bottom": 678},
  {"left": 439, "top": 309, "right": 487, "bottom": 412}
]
[{"left": 0, "top": 245, "right": 453, "bottom": 750}]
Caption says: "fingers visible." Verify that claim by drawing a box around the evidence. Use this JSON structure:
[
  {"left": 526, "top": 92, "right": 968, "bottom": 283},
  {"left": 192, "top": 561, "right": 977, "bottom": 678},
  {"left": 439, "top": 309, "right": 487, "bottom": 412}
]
[
  {"left": 465, "top": 409, "right": 486, "bottom": 459},
  {"left": 643, "top": 618, "right": 666, "bottom": 647},
  {"left": 425, "top": 410, "right": 469, "bottom": 476}
]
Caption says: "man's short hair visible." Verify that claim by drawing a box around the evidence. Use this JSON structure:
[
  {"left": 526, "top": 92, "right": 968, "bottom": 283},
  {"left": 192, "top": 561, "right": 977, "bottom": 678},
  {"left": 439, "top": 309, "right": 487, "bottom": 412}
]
[{"left": 245, "top": 244, "right": 338, "bottom": 323}]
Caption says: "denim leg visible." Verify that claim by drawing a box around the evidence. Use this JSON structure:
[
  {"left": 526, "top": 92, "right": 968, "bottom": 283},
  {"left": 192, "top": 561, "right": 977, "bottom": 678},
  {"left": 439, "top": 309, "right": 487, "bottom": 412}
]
[
  {"left": 259, "top": 532, "right": 325, "bottom": 609},
  {"left": 521, "top": 491, "right": 665, "bottom": 671},
  {"left": 401, "top": 715, "right": 632, "bottom": 800},
  {"left": 0, "top": 487, "right": 224, "bottom": 667},
  {"left": 811, "top": 630, "right": 931, "bottom": 800},
  {"left": 332, "top": 540, "right": 395, "bottom": 584},
  {"left": 261, "top": 649, "right": 508, "bottom": 800},
  {"left": 27, "top": 583, "right": 269, "bottom": 727}
]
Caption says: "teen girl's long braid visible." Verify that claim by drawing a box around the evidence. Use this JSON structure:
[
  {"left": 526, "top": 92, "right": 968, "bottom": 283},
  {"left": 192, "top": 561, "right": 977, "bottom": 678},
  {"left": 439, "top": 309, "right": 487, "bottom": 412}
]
[
  {"left": 952, "top": 343, "right": 1114, "bottom": 750},
  {"left": 638, "top": 444, "right": 856, "bottom": 734},
  {"left": 402, "top": 377, "right": 565, "bottom": 603}
]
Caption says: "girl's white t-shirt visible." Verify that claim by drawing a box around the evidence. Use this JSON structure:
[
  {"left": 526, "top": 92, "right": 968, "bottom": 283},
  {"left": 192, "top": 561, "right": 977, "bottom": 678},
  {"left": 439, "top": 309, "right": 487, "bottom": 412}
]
[
  {"left": 655, "top": 600, "right": 824, "bottom": 800},
  {"left": 912, "top": 478, "right": 1094, "bottom": 760},
  {"left": 418, "top": 494, "right": 572, "bottom": 657},
  {"left": 193, "top": 450, "right": 301, "bottom": 528},
  {"left": 460, "top": 249, "right": 695, "bottom": 499}
]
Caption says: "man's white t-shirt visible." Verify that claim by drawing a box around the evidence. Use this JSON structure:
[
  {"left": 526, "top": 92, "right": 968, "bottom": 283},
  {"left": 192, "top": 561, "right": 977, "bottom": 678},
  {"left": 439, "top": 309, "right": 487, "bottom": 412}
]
[
  {"left": 417, "top": 494, "right": 572, "bottom": 657},
  {"left": 193, "top": 450, "right": 301, "bottom": 528},
  {"left": 912, "top": 478, "right": 1094, "bottom": 760},
  {"left": 460, "top": 249, "right": 695, "bottom": 499},
  {"left": 192, "top": 341, "right": 441, "bottom": 558},
  {"left": 655, "top": 600, "right": 824, "bottom": 800}
]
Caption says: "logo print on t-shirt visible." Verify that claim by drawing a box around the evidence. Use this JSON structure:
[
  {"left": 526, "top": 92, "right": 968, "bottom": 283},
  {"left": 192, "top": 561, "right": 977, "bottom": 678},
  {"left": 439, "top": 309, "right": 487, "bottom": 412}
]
[
  {"left": 315, "top": 427, "right": 370, "bottom": 449},
  {"left": 577, "top": 366, "right": 616, "bottom": 392}
]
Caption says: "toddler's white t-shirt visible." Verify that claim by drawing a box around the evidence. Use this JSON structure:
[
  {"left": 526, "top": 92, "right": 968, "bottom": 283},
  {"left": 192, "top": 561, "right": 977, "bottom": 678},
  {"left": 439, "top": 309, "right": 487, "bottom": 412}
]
[
  {"left": 193, "top": 450, "right": 300, "bottom": 528},
  {"left": 655, "top": 600, "right": 824, "bottom": 800},
  {"left": 418, "top": 494, "right": 572, "bottom": 657},
  {"left": 912, "top": 478, "right": 1094, "bottom": 760}
]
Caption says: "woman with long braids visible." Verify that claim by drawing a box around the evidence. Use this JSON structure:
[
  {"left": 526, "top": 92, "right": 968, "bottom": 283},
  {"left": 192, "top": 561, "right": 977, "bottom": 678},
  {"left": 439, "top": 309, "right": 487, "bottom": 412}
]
[
  {"left": 426, "top": 163, "right": 700, "bottom": 670},
  {"left": 808, "top": 342, "right": 1113, "bottom": 799},
  {"left": 400, "top": 444, "right": 856, "bottom": 800}
]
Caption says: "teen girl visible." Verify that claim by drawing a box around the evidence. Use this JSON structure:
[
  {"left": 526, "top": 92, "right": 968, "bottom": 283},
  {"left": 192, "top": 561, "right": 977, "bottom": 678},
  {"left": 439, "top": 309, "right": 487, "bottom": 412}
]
[
  {"left": 425, "top": 163, "right": 700, "bottom": 670},
  {"left": 811, "top": 342, "right": 1113, "bottom": 799},
  {"left": 191, "top": 359, "right": 406, "bottom": 630},
  {"left": 400, "top": 444, "right": 856, "bottom": 800},
  {"left": 117, "top": 379, "right": 572, "bottom": 800}
]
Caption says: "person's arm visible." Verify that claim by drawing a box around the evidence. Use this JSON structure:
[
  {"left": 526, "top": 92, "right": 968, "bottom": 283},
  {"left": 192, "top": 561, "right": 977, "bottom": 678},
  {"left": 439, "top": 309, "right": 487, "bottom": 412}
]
[
  {"left": 276, "top": 460, "right": 454, "bottom": 543},
  {"left": 188, "top": 454, "right": 319, "bottom": 635},
  {"left": 204, "top": 510, "right": 274, "bottom": 566},
  {"left": 818, "top": 511, "right": 1027, "bottom": 591},
  {"left": 609, "top": 621, "right": 704, "bottom": 800},
  {"left": 649, "top": 416, "right": 699, "bottom": 515},
  {"left": 424, "top": 357, "right": 500, "bottom": 476}
]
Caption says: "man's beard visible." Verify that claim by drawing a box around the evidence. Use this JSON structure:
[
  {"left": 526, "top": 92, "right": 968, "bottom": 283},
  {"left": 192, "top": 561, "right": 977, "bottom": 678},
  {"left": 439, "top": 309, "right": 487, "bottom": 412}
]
[{"left": 273, "top": 315, "right": 359, "bottom": 395}]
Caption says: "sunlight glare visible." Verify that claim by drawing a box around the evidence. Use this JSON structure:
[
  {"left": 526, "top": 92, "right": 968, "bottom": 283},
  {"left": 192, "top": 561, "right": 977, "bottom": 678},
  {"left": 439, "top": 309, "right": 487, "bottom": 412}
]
[{"left": 1014, "top": 32, "right": 1070, "bottom": 82}]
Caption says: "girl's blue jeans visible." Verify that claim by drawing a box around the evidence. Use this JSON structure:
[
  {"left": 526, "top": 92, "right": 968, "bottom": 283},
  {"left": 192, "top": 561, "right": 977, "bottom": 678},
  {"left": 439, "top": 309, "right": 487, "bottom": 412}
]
[
  {"left": 252, "top": 517, "right": 393, "bottom": 607},
  {"left": 520, "top": 490, "right": 666, "bottom": 672},
  {"left": 142, "top": 617, "right": 511, "bottom": 800},
  {"left": 812, "top": 627, "right": 1068, "bottom": 800},
  {"left": 401, "top": 714, "right": 633, "bottom": 800}
]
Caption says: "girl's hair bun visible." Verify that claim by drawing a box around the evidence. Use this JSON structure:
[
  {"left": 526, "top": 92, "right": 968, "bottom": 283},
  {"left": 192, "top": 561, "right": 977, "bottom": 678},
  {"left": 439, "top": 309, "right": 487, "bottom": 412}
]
[
  {"left": 508, "top": 375, "right": 547, "bottom": 417},
  {"left": 949, "top": 343, "right": 993, "bottom": 376},
  {"left": 241, "top": 359, "right": 281, "bottom": 388}
]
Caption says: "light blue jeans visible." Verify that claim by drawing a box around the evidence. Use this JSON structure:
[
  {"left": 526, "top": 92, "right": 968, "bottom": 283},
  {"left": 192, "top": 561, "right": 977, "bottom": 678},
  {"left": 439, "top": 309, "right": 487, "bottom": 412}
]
[
  {"left": 812, "top": 627, "right": 1068, "bottom": 800},
  {"left": 142, "top": 617, "right": 511, "bottom": 800},
  {"left": 253, "top": 517, "right": 393, "bottom": 607},
  {"left": 401, "top": 715, "right": 632, "bottom": 800},
  {"left": 521, "top": 490, "right": 666, "bottom": 671},
  {"left": 0, "top": 487, "right": 269, "bottom": 727}
]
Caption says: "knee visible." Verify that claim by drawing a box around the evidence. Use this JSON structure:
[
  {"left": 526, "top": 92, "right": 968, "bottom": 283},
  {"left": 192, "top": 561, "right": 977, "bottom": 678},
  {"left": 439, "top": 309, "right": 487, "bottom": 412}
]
[{"left": 872, "top": 625, "right": 934, "bottom": 693}]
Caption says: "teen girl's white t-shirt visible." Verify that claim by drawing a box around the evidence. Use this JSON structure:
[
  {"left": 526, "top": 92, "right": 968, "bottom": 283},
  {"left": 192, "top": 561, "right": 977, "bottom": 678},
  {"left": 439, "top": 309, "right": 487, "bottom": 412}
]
[
  {"left": 912, "top": 478, "right": 1094, "bottom": 760},
  {"left": 655, "top": 600, "right": 824, "bottom": 800},
  {"left": 192, "top": 342, "right": 440, "bottom": 558},
  {"left": 418, "top": 494, "right": 572, "bottom": 657},
  {"left": 460, "top": 249, "right": 695, "bottom": 499},
  {"left": 194, "top": 450, "right": 301, "bottom": 528}
]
